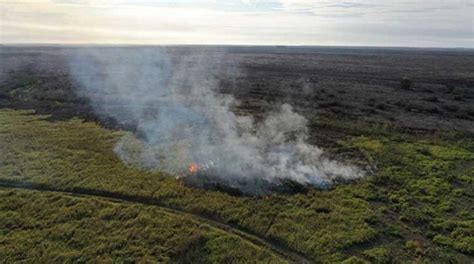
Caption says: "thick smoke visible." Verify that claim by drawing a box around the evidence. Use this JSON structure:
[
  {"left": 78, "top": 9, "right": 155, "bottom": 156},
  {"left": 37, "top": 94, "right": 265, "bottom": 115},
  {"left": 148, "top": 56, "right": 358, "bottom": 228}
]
[{"left": 68, "top": 47, "right": 363, "bottom": 195}]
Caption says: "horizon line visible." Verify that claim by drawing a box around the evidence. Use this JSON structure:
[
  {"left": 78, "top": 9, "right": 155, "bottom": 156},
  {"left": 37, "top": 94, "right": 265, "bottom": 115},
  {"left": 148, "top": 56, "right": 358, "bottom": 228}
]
[{"left": 1, "top": 43, "right": 473, "bottom": 50}]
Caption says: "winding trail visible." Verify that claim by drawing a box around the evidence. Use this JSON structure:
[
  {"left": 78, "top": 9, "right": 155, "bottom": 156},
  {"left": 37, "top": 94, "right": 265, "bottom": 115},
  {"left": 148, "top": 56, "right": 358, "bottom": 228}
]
[{"left": 0, "top": 179, "right": 313, "bottom": 264}]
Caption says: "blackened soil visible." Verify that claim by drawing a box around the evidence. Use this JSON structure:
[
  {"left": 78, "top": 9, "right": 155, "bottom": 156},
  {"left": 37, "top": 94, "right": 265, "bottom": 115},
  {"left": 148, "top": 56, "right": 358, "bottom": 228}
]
[{"left": 1, "top": 45, "right": 473, "bottom": 135}]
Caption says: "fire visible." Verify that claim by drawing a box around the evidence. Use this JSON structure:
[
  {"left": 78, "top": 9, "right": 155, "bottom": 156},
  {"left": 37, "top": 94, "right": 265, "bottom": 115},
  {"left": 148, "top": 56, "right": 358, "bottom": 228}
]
[{"left": 188, "top": 162, "right": 199, "bottom": 174}]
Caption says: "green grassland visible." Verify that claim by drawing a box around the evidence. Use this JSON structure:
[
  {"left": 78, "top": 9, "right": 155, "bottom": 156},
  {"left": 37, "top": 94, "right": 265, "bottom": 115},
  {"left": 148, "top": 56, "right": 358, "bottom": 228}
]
[
  {"left": 0, "top": 188, "right": 284, "bottom": 263},
  {"left": 0, "top": 109, "right": 473, "bottom": 263}
]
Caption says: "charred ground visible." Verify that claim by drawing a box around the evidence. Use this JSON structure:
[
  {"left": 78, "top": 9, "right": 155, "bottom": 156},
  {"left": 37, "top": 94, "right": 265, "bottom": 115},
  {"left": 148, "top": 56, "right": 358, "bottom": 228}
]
[
  {"left": 1, "top": 46, "right": 473, "bottom": 135},
  {"left": 0, "top": 46, "right": 473, "bottom": 263}
]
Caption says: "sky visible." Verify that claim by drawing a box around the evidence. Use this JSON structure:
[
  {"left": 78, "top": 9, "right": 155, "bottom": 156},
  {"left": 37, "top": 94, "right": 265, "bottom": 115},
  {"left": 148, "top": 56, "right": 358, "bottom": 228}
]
[{"left": 0, "top": 0, "right": 473, "bottom": 47}]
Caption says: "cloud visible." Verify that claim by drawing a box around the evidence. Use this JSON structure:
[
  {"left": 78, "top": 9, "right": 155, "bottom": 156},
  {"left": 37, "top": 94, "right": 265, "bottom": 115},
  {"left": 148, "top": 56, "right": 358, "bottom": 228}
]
[{"left": 0, "top": 0, "right": 472, "bottom": 47}]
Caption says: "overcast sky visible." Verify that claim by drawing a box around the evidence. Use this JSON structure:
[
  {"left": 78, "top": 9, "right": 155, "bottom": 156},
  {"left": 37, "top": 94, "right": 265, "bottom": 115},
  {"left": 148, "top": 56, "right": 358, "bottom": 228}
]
[{"left": 1, "top": 0, "right": 473, "bottom": 47}]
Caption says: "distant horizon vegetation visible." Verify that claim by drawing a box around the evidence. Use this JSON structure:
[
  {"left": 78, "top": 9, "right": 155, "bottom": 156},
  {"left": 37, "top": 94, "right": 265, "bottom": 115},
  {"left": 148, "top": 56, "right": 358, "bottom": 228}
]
[{"left": 2, "top": 43, "right": 474, "bottom": 52}]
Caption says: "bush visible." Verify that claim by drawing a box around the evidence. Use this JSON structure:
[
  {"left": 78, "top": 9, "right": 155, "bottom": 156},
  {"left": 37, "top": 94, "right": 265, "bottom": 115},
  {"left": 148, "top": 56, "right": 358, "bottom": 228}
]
[
  {"left": 400, "top": 78, "right": 412, "bottom": 90},
  {"left": 363, "top": 247, "right": 391, "bottom": 263},
  {"left": 342, "top": 256, "right": 370, "bottom": 264}
]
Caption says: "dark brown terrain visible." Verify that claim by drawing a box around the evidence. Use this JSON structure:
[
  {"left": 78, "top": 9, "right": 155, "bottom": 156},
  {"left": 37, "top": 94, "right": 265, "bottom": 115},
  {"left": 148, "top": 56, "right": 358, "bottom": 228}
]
[
  {"left": 1, "top": 46, "right": 473, "bottom": 263},
  {"left": 1, "top": 45, "right": 473, "bottom": 134}
]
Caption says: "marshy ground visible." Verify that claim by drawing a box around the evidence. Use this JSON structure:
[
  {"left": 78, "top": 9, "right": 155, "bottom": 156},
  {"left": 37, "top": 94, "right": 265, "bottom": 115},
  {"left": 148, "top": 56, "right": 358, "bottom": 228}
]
[{"left": 0, "top": 46, "right": 473, "bottom": 263}]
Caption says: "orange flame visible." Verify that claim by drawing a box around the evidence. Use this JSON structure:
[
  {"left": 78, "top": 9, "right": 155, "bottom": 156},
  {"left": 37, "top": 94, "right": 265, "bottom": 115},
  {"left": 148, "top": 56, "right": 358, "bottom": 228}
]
[{"left": 188, "top": 162, "right": 199, "bottom": 174}]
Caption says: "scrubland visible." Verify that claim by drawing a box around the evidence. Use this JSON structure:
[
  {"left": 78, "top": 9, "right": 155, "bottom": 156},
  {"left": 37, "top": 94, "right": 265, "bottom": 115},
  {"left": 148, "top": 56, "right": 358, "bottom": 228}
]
[
  {"left": 1, "top": 46, "right": 473, "bottom": 263},
  {"left": 1, "top": 109, "right": 472, "bottom": 263}
]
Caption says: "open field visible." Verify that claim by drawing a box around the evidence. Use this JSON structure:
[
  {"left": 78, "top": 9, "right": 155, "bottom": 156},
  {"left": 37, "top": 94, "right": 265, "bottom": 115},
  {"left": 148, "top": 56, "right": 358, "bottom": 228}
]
[
  {"left": 1, "top": 46, "right": 474, "bottom": 133},
  {"left": 0, "top": 46, "right": 473, "bottom": 263},
  {"left": 0, "top": 187, "right": 285, "bottom": 263}
]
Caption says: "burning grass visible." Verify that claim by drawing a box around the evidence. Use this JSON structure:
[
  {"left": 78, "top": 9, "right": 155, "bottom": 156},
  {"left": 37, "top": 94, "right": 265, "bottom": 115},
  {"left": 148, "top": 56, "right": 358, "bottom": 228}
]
[{"left": 0, "top": 109, "right": 473, "bottom": 262}]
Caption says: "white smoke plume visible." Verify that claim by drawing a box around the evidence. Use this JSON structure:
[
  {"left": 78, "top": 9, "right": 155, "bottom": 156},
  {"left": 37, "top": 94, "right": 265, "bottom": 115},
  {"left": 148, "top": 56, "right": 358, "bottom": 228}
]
[{"left": 68, "top": 47, "right": 363, "bottom": 195}]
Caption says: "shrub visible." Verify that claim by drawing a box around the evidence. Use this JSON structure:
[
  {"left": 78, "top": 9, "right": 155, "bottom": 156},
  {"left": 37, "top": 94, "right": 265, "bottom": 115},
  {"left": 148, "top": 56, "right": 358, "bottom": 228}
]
[
  {"left": 363, "top": 247, "right": 391, "bottom": 263},
  {"left": 400, "top": 78, "right": 412, "bottom": 90}
]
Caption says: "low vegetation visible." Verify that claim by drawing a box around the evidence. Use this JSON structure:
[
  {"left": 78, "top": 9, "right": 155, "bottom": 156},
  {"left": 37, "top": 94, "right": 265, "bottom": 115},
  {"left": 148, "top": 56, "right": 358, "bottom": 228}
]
[
  {"left": 0, "top": 109, "right": 473, "bottom": 263},
  {"left": 0, "top": 188, "right": 283, "bottom": 263}
]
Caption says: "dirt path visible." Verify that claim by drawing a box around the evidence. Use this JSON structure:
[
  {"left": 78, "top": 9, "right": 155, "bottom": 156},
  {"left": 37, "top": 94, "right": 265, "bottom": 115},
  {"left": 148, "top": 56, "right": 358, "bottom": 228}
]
[{"left": 0, "top": 179, "right": 313, "bottom": 263}]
